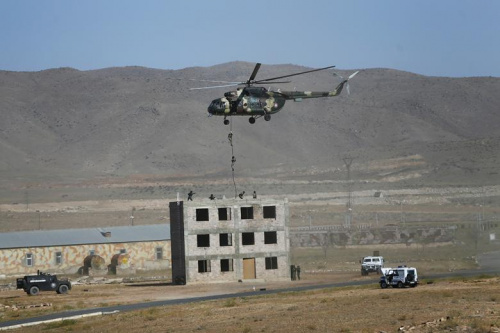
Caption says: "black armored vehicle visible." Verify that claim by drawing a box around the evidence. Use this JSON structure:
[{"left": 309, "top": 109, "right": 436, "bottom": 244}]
[{"left": 17, "top": 270, "right": 72, "bottom": 295}]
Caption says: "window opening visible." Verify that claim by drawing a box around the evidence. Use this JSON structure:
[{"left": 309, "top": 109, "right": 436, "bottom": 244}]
[
  {"left": 220, "top": 259, "right": 234, "bottom": 272},
  {"left": 264, "top": 231, "right": 278, "bottom": 244},
  {"left": 263, "top": 206, "right": 276, "bottom": 219},
  {"left": 156, "top": 247, "right": 163, "bottom": 260},
  {"left": 197, "top": 234, "right": 210, "bottom": 247},
  {"left": 241, "top": 206, "right": 254, "bottom": 219},
  {"left": 196, "top": 208, "right": 209, "bottom": 221},
  {"left": 26, "top": 253, "right": 33, "bottom": 267},
  {"left": 242, "top": 232, "right": 255, "bottom": 245},
  {"left": 218, "top": 207, "right": 231, "bottom": 221},
  {"left": 265, "top": 257, "right": 278, "bottom": 270},
  {"left": 55, "top": 252, "right": 62, "bottom": 265},
  {"left": 198, "top": 260, "right": 211, "bottom": 273},
  {"left": 219, "top": 233, "right": 233, "bottom": 246}
]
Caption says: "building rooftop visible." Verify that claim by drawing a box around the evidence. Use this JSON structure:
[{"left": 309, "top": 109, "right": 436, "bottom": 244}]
[
  {"left": 0, "top": 224, "right": 170, "bottom": 249},
  {"left": 181, "top": 197, "right": 288, "bottom": 207}
]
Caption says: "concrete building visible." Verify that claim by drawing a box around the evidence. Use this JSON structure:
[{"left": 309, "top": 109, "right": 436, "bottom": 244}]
[
  {"left": 169, "top": 198, "right": 291, "bottom": 284},
  {"left": 0, "top": 225, "right": 171, "bottom": 277}
]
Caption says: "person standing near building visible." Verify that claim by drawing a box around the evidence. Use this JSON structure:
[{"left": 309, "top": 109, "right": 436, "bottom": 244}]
[
  {"left": 296, "top": 265, "right": 301, "bottom": 280},
  {"left": 188, "top": 190, "right": 195, "bottom": 201}
]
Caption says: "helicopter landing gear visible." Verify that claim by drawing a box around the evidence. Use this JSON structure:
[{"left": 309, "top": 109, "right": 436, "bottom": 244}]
[
  {"left": 223, "top": 117, "right": 230, "bottom": 125},
  {"left": 264, "top": 114, "right": 271, "bottom": 121},
  {"left": 249, "top": 117, "right": 256, "bottom": 124}
]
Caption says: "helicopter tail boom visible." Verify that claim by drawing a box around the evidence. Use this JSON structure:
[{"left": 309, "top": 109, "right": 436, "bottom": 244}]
[{"left": 279, "top": 70, "right": 359, "bottom": 101}]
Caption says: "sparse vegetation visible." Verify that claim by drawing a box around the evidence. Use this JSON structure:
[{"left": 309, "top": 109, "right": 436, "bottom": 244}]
[
  {"left": 2, "top": 276, "right": 499, "bottom": 332},
  {"left": 224, "top": 298, "right": 237, "bottom": 308},
  {"left": 42, "top": 319, "right": 77, "bottom": 330}
]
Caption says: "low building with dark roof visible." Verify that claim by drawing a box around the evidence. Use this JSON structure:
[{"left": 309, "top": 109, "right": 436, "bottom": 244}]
[{"left": 0, "top": 224, "right": 171, "bottom": 277}]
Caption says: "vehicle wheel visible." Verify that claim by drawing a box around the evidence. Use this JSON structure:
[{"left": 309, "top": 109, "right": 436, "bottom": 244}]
[
  {"left": 223, "top": 119, "right": 230, "bottom": 125},
  {"left": 361, "top": 269, "right": 367, "bottom": 276},
  {"left": 249, "top": 117, "right": 256, "bottom": 124},
  {"left": 397, "top": 281, "right": 404, "bottom": 288},
  {"left": 380, "top": 282, "right": 388, "bottom": 289},
  {"left": 264, "top": 114, "right": 271, "bottom": 121},
  {"left": 57, "top": 284, "right": 69, "bottom": 294},
  {"left": 29, "top": 286, "right": 39, "bottom": 296}
]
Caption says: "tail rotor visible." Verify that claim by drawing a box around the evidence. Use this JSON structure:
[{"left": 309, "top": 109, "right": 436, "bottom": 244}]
[{"left": 334, "top": 71, "right": 359, "bottom": 95}]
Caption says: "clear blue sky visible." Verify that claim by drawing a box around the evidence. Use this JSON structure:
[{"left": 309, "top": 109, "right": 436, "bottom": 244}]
[{"left": 1, "top": 0, "right": 499, "bottom": 77}]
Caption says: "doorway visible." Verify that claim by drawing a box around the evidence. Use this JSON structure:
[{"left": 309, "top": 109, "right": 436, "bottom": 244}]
[{"left": 243, "top": 258, "right": 256, "bottom": 279}]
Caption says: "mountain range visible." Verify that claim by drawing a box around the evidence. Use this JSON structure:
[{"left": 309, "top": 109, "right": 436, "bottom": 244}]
[{"left": 1, "top": 62, "right": 499, "bottom": 192}]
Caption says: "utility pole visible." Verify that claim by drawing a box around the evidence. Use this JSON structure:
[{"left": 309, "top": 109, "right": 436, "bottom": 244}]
[
  {"left": 25, "top": 190, "right": 29, "bottom": 211},
  {"left": 343, "top": 156, "right": 354, "bottom": 228},
  {"left": 36, "top": 210, "right": 41, "bottom": 230},
  {"left": 400, "top": 200, "right": 406, "bottom": 228}
]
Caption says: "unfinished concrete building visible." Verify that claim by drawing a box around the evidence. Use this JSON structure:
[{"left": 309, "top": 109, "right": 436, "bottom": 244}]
[{"left": 169, "top": 198, "right": 290, "bottom": 284}]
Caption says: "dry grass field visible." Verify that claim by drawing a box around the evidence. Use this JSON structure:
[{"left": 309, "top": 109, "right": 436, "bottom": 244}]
[{"left": 1, "top": 275, "right": 499, "bottom": 332}]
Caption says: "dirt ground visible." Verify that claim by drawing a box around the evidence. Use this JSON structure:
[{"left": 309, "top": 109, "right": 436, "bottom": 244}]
[
  {"left": 1, "top": 185, "right": 499, "bottom": 331},
  {"left": 1, "top": 273, "right": 500, "bottom": 332}
]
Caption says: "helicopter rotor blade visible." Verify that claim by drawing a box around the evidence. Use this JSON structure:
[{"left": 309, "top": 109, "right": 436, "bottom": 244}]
[
  {"left": 346, "top": 71, "right": 359, "bottom": 95},
  {"left": 247, "top": 63, "right": 262, "bottom": 84},
  {"left": 254, "top": 80, "right": 291, "bottom": 85},
  {"left": 188, "top": 64, "right": 341, "bottom": 90},
  {"left": 185, "top": 78, "right": 241, "bottom": 84},
  {"left": 348, "top": 71, "right": 359, "bottom": 80},
  {"left": 189, "top": 83, "right": 240, "bottom": 90},
  {"left": 253, "top": 65, "right": 335, "bottom": 84}
]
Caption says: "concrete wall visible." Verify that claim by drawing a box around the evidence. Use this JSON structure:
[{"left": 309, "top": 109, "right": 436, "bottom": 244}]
[
  {"left": 182, "top": 198, "right": 290, "bottom": 283},
  {"left": 290, "top": 226, "right": 455, "bottom": 247},
  {"left": 0, "top": 240, "right": 171, "bottom": 277}
]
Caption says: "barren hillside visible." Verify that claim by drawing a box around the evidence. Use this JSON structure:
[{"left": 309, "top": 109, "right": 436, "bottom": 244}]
[{"left": 1, "top": 62, "right": 499, "bottom": 193}]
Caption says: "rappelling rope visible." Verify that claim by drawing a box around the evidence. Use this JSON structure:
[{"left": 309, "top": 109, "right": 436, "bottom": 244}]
[{"left": 229, "top": 119, "right": 237, "bottom": 199}]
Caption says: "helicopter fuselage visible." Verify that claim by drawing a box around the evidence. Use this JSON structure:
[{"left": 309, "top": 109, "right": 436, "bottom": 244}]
[
  {"left": 208, "top": 87, "right": 286, "bottom": 116},
  {"left": 207, "top": 81, "right": 348, "bottom": 118}
]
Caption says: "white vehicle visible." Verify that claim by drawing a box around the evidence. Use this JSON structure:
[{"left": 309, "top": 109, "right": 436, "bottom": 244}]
[
  {"left": 379, "top": 266, "right": 418, "bottom": 288},
  {"left": 361, "top": 256, "right": 384, "bottom": 276}
]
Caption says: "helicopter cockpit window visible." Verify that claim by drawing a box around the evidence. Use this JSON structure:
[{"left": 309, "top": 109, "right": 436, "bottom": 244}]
[{"left": 209, "top": 100, "right": 225, "bottom": 110}]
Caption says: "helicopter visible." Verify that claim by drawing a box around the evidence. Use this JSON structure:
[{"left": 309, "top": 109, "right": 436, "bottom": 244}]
[{"left": 190, "top": 63, "right": 359, "bottom": 125}]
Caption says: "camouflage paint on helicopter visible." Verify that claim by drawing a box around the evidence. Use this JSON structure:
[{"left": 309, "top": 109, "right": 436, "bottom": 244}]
[{"left": 196, "top": 63, "right": 358, "bottom": 125}]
